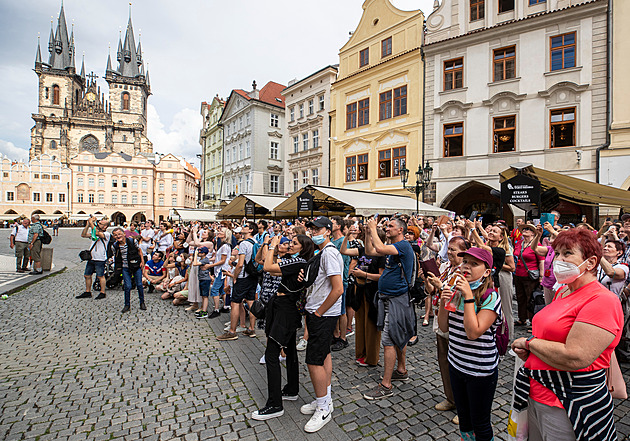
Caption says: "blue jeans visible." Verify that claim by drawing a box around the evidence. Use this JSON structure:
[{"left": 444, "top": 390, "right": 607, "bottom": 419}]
[
  {"left": 210, "top": 272, "right": 224, "bottom": 297},
  {"left": 122, "top": 267, "right": 145, "bottom": 306}
]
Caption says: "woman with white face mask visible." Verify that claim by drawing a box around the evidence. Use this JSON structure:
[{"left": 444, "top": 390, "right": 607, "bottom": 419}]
[{"left": 511, "top": 228, "right": 624, "bottom": 441}]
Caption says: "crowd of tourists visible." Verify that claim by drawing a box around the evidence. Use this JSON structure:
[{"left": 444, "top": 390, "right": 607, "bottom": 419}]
[{"left": 74, "top": 211, "right": 630, "bottom": 439}]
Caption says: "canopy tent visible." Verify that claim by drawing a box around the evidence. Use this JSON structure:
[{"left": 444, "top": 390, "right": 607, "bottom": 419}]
[
  {"left": 69, "top": 214, "right": 92, "bottom": 221},
  {"left": 170, "top": 208, "right": 219, "bottom": 223},
  {"left": 217, "top": 195, "right": 288, "bottom": 219},
  {"left": 499, "top": 163, "right": 630, "bottom": 211},
  {"left": 0, "top": 214, "right": 21, "bottom": 221},
  {"left": 39, "top": 214, "right": 65, "bottom": 221},
  {"left": 274, "top": 185, "right": 451, "bottom": 218}
]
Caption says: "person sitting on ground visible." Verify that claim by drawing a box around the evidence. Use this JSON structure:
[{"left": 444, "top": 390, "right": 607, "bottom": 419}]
[
  {"left": 156, "top": 253, "right": 178, "bottom": 292},
  {"left": 143, "top": 250, "right": 166, "bottom": 293},
  {"left": 161, "top": 253, "right": 189, "bottom": 299}
]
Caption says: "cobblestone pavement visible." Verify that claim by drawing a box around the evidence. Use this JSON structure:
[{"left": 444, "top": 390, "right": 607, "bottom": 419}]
[{"left": 0, "top": 233, "right": 628, "bottom": 440}]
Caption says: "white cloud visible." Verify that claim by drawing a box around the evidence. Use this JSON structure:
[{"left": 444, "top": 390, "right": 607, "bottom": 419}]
[
  {"left": 147, "top": 104, "right": 200, "bottom": 166},
  {"left": 0, "top": 139, "right": 29, "bottom": 162}
]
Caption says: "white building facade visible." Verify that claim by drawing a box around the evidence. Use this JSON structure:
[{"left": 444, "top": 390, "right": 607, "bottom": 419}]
[
  {"left": 219, "top": 81, "right": 286, "bottom": 200},
  {"left": 424, "top": 0, "right": 607, "bottom": 224},
  {"left": 282, "top": 65, "right": 337, "bottom": 194}
]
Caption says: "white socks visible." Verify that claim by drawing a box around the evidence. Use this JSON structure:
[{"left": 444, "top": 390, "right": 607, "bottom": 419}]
[{"left": 316, "top": 385, "right": 333, "bottom": 412}]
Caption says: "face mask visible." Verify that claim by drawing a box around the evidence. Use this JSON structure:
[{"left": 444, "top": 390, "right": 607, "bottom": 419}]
[
  {"left": 553, "top": 259, "right": 589, "bottom": 284},
  {"left": 291, "top": 252, "right": 300, "bottom": 258},
  {"left": 185, "top": 258, "right": 192, "bottom": 265},
  {"left": 469, "top": 276, "right": 484, "bottom": 290},
  {"left": 312, "top": 235, "right": 326, "bottom": 245},
  {"left": 176, "top": 256, "right": 183, "bottom": 262}
]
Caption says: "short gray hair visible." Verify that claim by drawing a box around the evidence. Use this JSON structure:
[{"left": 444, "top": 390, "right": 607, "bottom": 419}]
[
  {"left": 112, "top": 227, "right": 124, "bottom": 234},
  {"left": 31, "top": 214, "right": 40, "bottom": 221}
]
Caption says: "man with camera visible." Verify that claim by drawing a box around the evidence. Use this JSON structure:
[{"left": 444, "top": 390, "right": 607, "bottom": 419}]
[
  {"left": 77, "top": 216, "right": 110, "bottom": 299},
  {"left": 111, "top": 227, "right": 146, "bottom": 313}
]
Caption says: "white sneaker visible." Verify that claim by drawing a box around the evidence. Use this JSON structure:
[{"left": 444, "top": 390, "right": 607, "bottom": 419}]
[
  {"left": 304, "top": 406, "right": 333, "bottom": 433},
  {"left": 259, "top": 355, "right": 266, "bottom": 364},
  {"left": 296, "top": 338, "right": 308, "bottom": 351},
  {"left": 224, "top": 325, "right": 248, "bottom": 332},
  {"left": 300, "top": 400, "right": 334, "bottom": 415}
]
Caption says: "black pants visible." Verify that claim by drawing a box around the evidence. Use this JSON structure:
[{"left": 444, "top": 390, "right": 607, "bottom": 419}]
[
  {"left": 449, "top": 363, "right": 497, "bottom": 441},
  {"left": 265, "top": 329, "right": 298, "bottom": 408}
]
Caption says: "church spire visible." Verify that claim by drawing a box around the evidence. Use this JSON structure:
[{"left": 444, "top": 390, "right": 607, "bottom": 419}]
[
  {"left": 35, "top": 35, "right": 42, "bottom": 67},
  {"left": 116, "top": 7, "right": 140, "bottom": 78},
  {"left": 48, "top": 2, "right": 72, "bottom": 70},
  {"left": 80, "top": 54, "right": 85, "bottom": 80}
]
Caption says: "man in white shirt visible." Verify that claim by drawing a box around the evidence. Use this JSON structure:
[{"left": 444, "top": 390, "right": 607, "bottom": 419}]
[
  {"left": 299, "top": 216, "right": 343, "bottom": 433},
  {"left": 77, "top": 216, "right": 111, "bottom": 300},
  {"left": 9, "top": 218, "right": 31, "bottom": 272},
  {"left": 139, "top": 221, "right": 156, "bottom": 257}
]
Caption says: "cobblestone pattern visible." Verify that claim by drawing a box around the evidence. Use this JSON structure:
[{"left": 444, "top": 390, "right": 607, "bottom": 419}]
[{"left": 0, "top": 262, "right": 628, "bottom": 440}]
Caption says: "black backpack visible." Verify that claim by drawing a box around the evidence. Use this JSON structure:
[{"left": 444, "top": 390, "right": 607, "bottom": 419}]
[
  {"left": 40, "top": 228, "right": 52, "bottom": 245},
  {"left": 243, "top": 238, "right": 263, "bottom": 281},
  {"left": 302, "top": 244, "right": 337, "bottom": 289},
  {"left": 104, "top": 234, "right": 116, "bottom": 260}
]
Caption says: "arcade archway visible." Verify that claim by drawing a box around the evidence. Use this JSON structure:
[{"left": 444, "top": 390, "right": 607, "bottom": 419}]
[
  {"left": 111, "top": 211, "right": 127, "bottom": 226},
  {"left": 441, "top": 181, "right": 514, "bottom": 226},
  {"left": 132, "top": 212, "right": 146, "bottom": 223}
]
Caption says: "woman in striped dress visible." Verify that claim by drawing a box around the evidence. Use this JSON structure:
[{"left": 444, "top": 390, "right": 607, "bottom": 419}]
[{"left": 437, "top": 247, "right": 501, "bottom": 441}]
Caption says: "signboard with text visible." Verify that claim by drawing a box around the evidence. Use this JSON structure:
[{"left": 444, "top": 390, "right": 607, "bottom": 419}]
[
  {"left": 297, "top": 191, "right": 313, "bottom": 212},
  {"left": 501, "top": 174, "right": 541, "bottom": 213},
  {"left": 244, "top": 200, "right": 255, "bottom": 217}
]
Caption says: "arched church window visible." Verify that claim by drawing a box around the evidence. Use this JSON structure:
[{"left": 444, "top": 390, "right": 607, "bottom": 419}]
[
  {"left": 80, "top": 135, "right": 99, "bottom": 153},
  {"left": 50, "top": 140, "right": 57, "bottom": 149},
  {"left": 53, "top": 85, "right": 60, "bottom": 105},
  {"left": 122, "top": 92, "right": 130, "bottom": 111},
  {"left": 75, "top": 90, "right": 79, "bottom": 104}
]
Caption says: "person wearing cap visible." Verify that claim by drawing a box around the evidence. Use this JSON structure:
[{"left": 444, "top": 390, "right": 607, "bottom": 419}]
[
  {"left": 192, "top": 246, "right": 213, "bottom": 319},
  {"left": 299, "top": 216, "right": 344, "bottom": 433},
  {"left": 437, "top": 247, "right": 502, "bottom": 441},
  {"left": 514, "top": 223, "right": 544, "bottom": 326}
]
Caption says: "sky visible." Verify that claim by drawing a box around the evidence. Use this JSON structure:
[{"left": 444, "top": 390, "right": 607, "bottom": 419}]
[{"left": 0, "top": 0, "right": 436, "bottom": 166}]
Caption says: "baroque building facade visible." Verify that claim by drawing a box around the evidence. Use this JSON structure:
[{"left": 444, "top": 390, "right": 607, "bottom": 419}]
[
  {"left": 329, "top": 0, "right": 424, "bottom": 195},
  {"left": 219, "top": 81, "right": 286, "bottom": 200},
  {"left": 30, "top": 4, "right": 152, "bottom": 166},
  {"left": 424, "top": 0, "right": 608, "bottom": 223},
  {"left": 199, "top": 96, "right": 225, "bottom": 208},
  {"left": 282, "top": 65, "right": 337, "bottom": 194}
]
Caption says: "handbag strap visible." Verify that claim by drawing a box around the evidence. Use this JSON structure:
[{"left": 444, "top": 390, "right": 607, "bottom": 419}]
[{"left": 518, "top": 243, "right": 531, "bottom": 272}]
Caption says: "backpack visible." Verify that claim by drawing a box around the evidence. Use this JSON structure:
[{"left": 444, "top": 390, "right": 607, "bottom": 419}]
[
  {"left": 303, "top": 244, "right": 337, "bottom": 289},
  {"left": 103, "top": 235, "right": 116, "bottom": 260},
  {"left": 481, "top": 288, "right": 509, "bottom": 356},
  {"left": 391, "top": 248, "right": 419, "bottom": 297},
  {"left": 40, "top": 228, "right": 52, "bottom": 245},
  {"left": 243, "top": 238, "right": 263, "bottom": 280}
]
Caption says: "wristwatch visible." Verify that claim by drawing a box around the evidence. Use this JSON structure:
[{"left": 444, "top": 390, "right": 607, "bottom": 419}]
[
  {"left": 525, "top": 335, "right": 536, "bottom": 351},
  {"left": 463, "top": 298, "right": 475, "bottom": 304}
]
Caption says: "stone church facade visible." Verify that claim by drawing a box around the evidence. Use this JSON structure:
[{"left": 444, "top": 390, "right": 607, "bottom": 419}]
[{"left": 30, "top": 3, "right": 152, "bottom": 166}]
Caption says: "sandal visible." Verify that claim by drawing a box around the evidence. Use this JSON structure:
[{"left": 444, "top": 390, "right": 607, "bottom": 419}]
[{"left": 422, "top": 318, "right": 430, "bottom": 327}]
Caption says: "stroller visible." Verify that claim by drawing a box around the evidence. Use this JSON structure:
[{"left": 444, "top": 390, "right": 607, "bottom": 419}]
[{"left": 92, "top": 259, "right": 119, "bottom": 291}]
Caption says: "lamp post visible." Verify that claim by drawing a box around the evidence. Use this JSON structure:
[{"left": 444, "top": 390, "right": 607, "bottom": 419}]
[{"left": 400, "top": 161, "right": 433, "bottom": 215}]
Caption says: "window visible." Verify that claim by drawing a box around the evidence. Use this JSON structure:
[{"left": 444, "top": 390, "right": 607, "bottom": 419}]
[
  {"left": 46, "top": 193, "right": 53, "bottom": 202},
  {"left": 346, "top": 102, "right": 357, "bottom": 129},
  {"left": 494, "top": 46, "right": 516, "bottom": 82},
  {"left": 381, "top": 37, "right": 392, "bottom": 58},
  {"left": 122, "top": 179, "right": 127, "bottom": 188},
  {"left": 132, "top": 180, "right": 138, "bottom": 189},
  {"left": 159, "top": 183, "right": 165, "bottom": 191},
  {"left": 529, "top": 0, "right": 545, "bottom": 4},
  {"left": 112, "top": 168, "right": 118, "bottom": 173},
  {"left": 111, "top": 194, "right": 118, "bottom": 204},
  {"left": 498, "top": 0, "right": 514, "bottom": 13},
  {"left": 141, "top": 180, "right": 148, "bottom": 190},
  {"left": 141, "top": 195, "right": 148, "bottom": 204},
  {"left": 52, "top": 175, "right": 59, "bottom": 180},
  {"left": 444, "top": 58, "right": 464, "bottom": 90},
  {"left": 142, "top": 169, "right": 147, "bottom": 175},
  {"left": 34, "top": 173, "right": 40, "bottom": 179},
  {"left": 172, "top": 197, "right": 178, "bottom": 206},
  {"left": 132, "top": 168, "right": 137, "bottom": 175},
  {"left": 293, "top": 173, "right": 299, "bottom": 192},
  {"left": 493, "top": 116, "right": 516, "bottom": 152},
  {"left": 212, "top": 153, "right": 216, "bottom": 168},
  {"left": 313, "top": 129, "right": 319, "bottom": 148},
  {"left": 52, "top": 85, "right": 60, "bottom": 105},
  {"left": 299, "top": 104, "right": 304, "bottom": 119},
  {"left": 7, "top": 191, "right": 15, "bottom": 201},
  {"left": 132, "top": 195, "right": 138, "bottom": 204},
  {"left": 550, "top": 108, "right": 576, "bottom": 148},
  {"left": 550, "top": 32, "right": 576, "bottom": 71},
  {"left": 78, "top": 177, "right": 84, "bottom": 187},
  {"left": 293, "top": 136, "right": 299, "bottom": 153},
  {"left": 98, "top": 167, "right": 105, "bottom": 173},
  {"left": 379, "top": 91, "right": 392, "bottom": 120},
  {"left": 392, "top": 147, "right": 406, "bottom": 177},
  {"left": 444, "top": 123, "right": 464, "bottom": 157},
  {"left": 360, "top": 48, "right": 369, "bottom": 67},
  {"left": 270, "top": 142, "right": 279, "bottom": 160},
  {"left": 122, "top": 92, "right": 130, "bottom": 111},
  {"left": 112, "top": 179, "right": 117, "bottom": 188},
  {"left": 98, "top": 194, "right": 104, "bottom": 204},
  {"left": 270, "top": 175, "right": 279, "bottom": 193},
  {"left": 394, "top": 86, "right": 407, "bottom": 117},
  {"left": 271, "top": 113, "right": 279, "bottom": 127},
  {"left": 77, "top": 193, "right": 83, "bottom": 203},
  {"left": 312, "top": 168, "right": 319, "bottom": 185},
  {"left": 308, "top": 100, "right": 314, "bottom": 115},
  {"left": 50, "top": 140, "right": 57, "bottom": 149},
  {"left": 88, "top": 194, "right": 95, "bottom": 203},
  {"left": 226, "top": 148, "right": 230, "bottom": 164},
  {"left": 77, "top": 166, "right": 84, "bottom": 172},
  {"left": 172, "top": 183, "right": 177, "bottom": 192},
  {"left": 358, "top": 99, "right": 370, "bottom": 126},
  {"left": 42, "top": 173, "right": 51, "bottom": 179},
  {"left": 303, "top": 133, "right": 309, "bottom": 151},
  {"left": 346, "top": 154, "right": 368, "bottom": 182},
  {"left": 239, "top": 143, "right": 243, "bottom": 160},
  {"left": 246, "top": 141, "right": 250, "bottom": 157},
  {"left": 378, "top": 150, "right": 391, "bottom": 178},
  {"left": 319, "top": 95, "right": 325, "bottom": 111},
  {"left": 302, "top": 170, "right": 309, "bottom": 185},
  {"left": 159, "top": 197, "right": 164, "bottom": 206},
  {"left": 88, "top": 177, "right": 95, "bottom": 187},
  {"left": 470, "top": 0, "right": 484, "bottom": 20},
  {"left": 290, "top": 107, "right": 295, "bottom": 121},
  {"left": 59, "top": 193, "right": 65, "bottom": 203}
]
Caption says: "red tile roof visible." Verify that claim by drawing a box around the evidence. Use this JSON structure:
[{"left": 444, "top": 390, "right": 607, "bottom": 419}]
[
  {"left": 259, "top": 81, "right": 286, "bottom": 108},
  {"left": 234, "top": 89, "right": 251, "bottom": 100}
]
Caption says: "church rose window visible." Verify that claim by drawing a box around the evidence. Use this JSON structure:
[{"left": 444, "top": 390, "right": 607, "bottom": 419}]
[{"left": 80, "top": 135, "right": 99, "bottom": 153}]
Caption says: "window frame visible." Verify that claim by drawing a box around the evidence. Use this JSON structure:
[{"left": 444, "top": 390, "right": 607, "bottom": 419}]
[
  {"left": 319, "top": 95, "right": 325, "bottom": 111},
  {"left": 550, "top": 32, "right": 576, "bottom": 71},
  {"left": 470, "top": 0, "right": 485, "bottom": 21},
  {"left": 379, "top": 91, "right": 392, "bottom": 121},
  {"left": 493, "top": 115, "right": 517, "bottom": 153},
  {"left": 549, "top": 107, "right": 576, "bottom": 148},
  {"left": 293, "top": 172, "right": 299, "bottom": 192},
  {"left": 498, "top": 0, "right": 515, "bottom": 14},
  {"left": 312, "top": 168, "right": 319, "bottom": 185},
  {"left": 357, "top": 154, "right": 368, "bottom": 181},
  {"left": 270, "top": 113, "right": 279, "bottom": 127},
  {"left": 493, "top": 46, "right": 516, "bottom": 82},
  {"left": 302, "top": 170, "right": 309, "bottom": 185},
  {"left": 270, "top": 175, "right": 279, "bottom": 194},
  {"left": 360, "top": 48, "right": 369, "bottom": 67},
  {"left": 444, "top": 58, "right": 464, "bottom": 91},
  {"left": 346, "top": 156, "right": 357, "bottom": 182},
  {"left": 122, "top": 92, "right": 130, "bottom": 111},
  {"left": 270, "top": 141, "right": 279, "bottom": 160},
  {"left": 358, "top": 98, "right": 370, "bottom": 126},
  {"left": 346, "top": 102, "right": 357, "bottom": 130},
  {"left": 308, "top": 100, "right": 314, "bottom": 115},
  {"left": 313, "top": 129, "right": 320, "bottom": 148},
  {"left": 443, "top": 123, "right": 464, "bottom": 157},
  {"left": 378, "top": 149, "right": 392, "bottom": 178},
  {"left": 393, "top": 86, "right": 407, "bottom": 117},
  {"left": 293, "top": 136, "right": 299, "bottom": 153},
  {"left": 302, "top": 133, "right": 309, "bottom": 151},
  {"left": 381, "top": 37, "right": 392, "bottom": 58}
]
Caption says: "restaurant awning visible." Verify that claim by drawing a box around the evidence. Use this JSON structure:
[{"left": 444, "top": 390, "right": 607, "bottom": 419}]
[
  {"left": 274, "top": 185, "right": 451, "bottom": 217},
  {"left": 170, "top": 209, "right": 219, "bottom": 223},
  {"left": 217, "top": 194, "right": 288, "bottom": 219},
  {"left": 39, "top": 214, "right": 65, "bottom": 221},
  {"left": 499, "top": 164, "right": 630, "bottom": 210},
  {"left": 0, "top": 214, "right": 22, "bottom": 221},
  {"left": 69, "top": 214, "right": 91, "bottom": 221}
]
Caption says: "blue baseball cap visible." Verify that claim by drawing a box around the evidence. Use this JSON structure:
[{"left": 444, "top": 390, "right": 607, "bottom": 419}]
[{"left": 198, "top": 246, "right": 209, "bottom": 254}]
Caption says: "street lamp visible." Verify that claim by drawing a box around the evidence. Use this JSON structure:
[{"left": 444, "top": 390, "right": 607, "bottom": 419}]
[{"left": 400, "top": 161, "right": 433, "bottom": 215}]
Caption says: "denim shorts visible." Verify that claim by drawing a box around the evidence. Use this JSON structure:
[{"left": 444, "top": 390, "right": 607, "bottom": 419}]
[
  {"left": 199, "top": 279, "right": 212, "bottom": 297},
  {"left": 341, "top": 284, "right": 347, "bottom": 315},
  {"left": 84, "top": 260, "right": 106, "bottom": 277},
  {"left": 210, "top": 272, "right": 224, "bottom": 297}
]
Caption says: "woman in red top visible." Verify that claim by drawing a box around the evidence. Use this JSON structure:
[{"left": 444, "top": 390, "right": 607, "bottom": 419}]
[
  {"left": 513, "top": 224, "right": 544, "bottom": 326},
  {"left": 512, "top": 229, "right": 623, "bottom": 441}
]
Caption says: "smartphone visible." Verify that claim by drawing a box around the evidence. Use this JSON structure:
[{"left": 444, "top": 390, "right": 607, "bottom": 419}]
[
  {"left": 469, "top": 211, "right": 478, "bottom": 221},
  {"left": 606, "top": 217, "right": 612, "bottom": 222},
  {"left": 420, "top": 258, "right": 440, "bottom": 278}
]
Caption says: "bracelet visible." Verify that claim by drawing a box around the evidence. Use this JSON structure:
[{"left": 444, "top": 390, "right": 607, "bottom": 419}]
[
  {"left": 268, "top": 247, "right": 275, "bottom": 251},
  {"left": 463, "top": 298, "right": 475, "bottom": 304}
]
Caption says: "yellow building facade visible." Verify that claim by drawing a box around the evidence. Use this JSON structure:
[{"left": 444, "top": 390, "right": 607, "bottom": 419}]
[{"left": 330, "top": 0, "right": 424, "bottom": 195}]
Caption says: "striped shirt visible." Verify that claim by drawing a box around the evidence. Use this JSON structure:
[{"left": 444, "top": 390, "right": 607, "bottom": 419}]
[{"left": 447, "top": 289, "right": 502, "bottom": 377}]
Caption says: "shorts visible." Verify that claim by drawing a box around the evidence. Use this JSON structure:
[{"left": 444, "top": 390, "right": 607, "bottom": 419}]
[
  {"left": 210, "top": 272, "right": 224, "bottom": 297},
  {"left": 199, "top": 279, "right": 212, "bottom": 297},
  {"left": 305, "top": 313, "right": 339, "bottom": 366},
  {"left": 380, "top": 308, "right": 399, "bottom": 348},
  {"left": 30, "top": 240, "right": 43, "bottom": 262},
  {"left": 231, "top": 276, "right": 257, "bottom": 303},
  {"left": 84, "top": 260, "right": 106, "bottom": 277},
  {"left": 341, "top": 284, "right": 348, "bottom": 315}
]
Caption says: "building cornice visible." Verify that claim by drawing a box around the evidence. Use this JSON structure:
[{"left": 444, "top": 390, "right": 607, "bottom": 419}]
[{"left": 333, "top": 47, "right": 421, "bottom": 86}]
